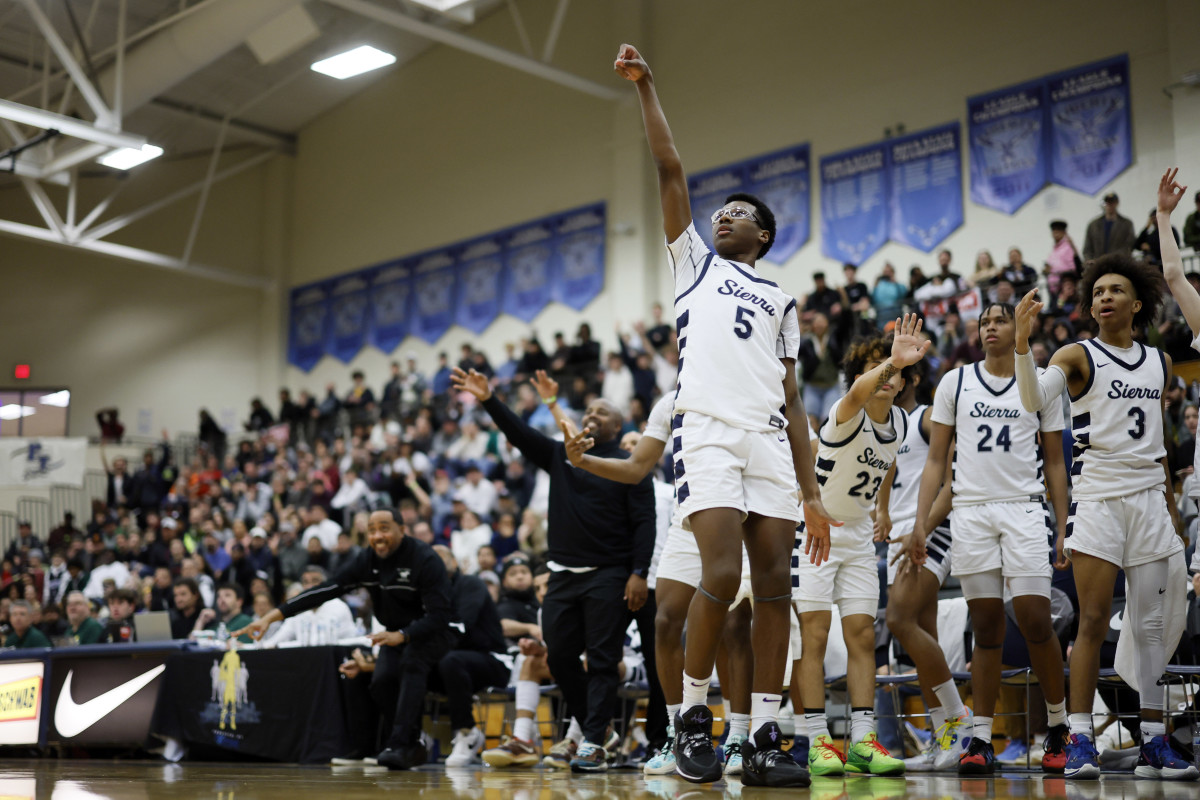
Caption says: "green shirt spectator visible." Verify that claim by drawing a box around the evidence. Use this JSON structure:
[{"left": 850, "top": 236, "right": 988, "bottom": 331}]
[
  {"left": 64, "top": 591, "right": 104, "bottom": 645},
  {"left": 67, "top": 617, "right": 106, "bottom": 645},
  {"left": 199, "top": 583, "right": 255, "bottom": 644},
  {"left": 6, "top": 601, "right": 50, "bottom": 649}
]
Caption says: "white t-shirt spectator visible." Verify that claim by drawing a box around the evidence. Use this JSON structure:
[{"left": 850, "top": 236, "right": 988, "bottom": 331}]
[
  {"left": 83, "top": 560, "right": 132, "bottom": 602},
  {"left": 235, "top": 482, "right": 274, "bottom": 523},
  {"left": 601, "top": 363, "right": 635, "bottom": 417},
  {"left": 330, "top": 477, "right": 372, "bottom": 510},
  {"left": 446, "top": 431, "right": 490, "bottom": 464},
  {"left": 262, "top": 598, "right": 355, "bottom": 646},
  {"left": 455, "top": 478, "right": 498, "bottom": 518},
  {"left": 302, "top": 518, "right": 342, "bottom": 551},
  {"left": 368, "top": 419, "right": 402, "bottom": 453},
  {"left": 451, "top": 523, "right": 494, "bottom": 575}
]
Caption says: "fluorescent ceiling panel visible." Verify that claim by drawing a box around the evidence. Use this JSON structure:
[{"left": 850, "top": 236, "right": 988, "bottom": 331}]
[{"left": 311, "top": 45, "right": 396, "bottom": 80}]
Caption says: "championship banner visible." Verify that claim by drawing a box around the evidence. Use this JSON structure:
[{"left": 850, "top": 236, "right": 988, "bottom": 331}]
[
  {"left": 367, "top": 262, "right": 412, "bottom": 354},
  {"left": 48, "top": 651, "right": 169, "bottom": 745},
  {"left": 888, "top": 122, "right": 963, "bottom": 252},
  {"left": 1047, "top": 54, "right": 1131, "bottom": 196},
  {"left": 820, "top": 143, "right": 888, "bottom": 265},
  {"left": 155, "top": 647, "right": 369, "bottom": 763},
  {"left": 287, "top": 282, "right": 331, "bottom": 372},
  {"left": 967, "top": 79, "right": 1048, "bottom": 214},
  {"left": 326, "top": 273, "right": 371, "bottom": 363},
  {"left": 502, "top": 219, "right": 557, "bottom": 323},
  {"left": 2, "top": 438, "right": 86, "bottom": 488},
  {"left": 552, "top": 204, "right": 606, "bottom": 311},
  {"left": 687, "top": 145, "right": 811, "bottom": 263},
  {"left": 409, "top": 249, "right": 458, "bottom": 344},
  {"left": 0, "top": 661, "right": 44, "bottom": 745},
  {"left": 455, "top": 236, "right": 505, "bottom": 335}
]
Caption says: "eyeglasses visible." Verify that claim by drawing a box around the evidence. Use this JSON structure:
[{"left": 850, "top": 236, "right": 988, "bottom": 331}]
[{"left": 710, "top": 206, "right": 760, "bottom": 227}]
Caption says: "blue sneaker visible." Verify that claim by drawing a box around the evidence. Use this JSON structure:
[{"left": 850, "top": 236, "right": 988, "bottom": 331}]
[
  {"left": 1134, "top": 735, "right": 1200, "bottom": 781},
  {"left": 643, "top": 727, "right": 677, "bottom": 775},
  {"left": 788, "top": 736, "right": 810, "bottom": 765},
  {"left": 569, "top": 740, "right": 608, "bottom": 773},
  {"left": 724, "top": 733, "right": 747, "bottom": 775},
  {"left": 996, "top": 738, "right": 1028, "bottom": 765},
  {"left": 1064, "top": 734, "right": 1100, "bottom": 780}
]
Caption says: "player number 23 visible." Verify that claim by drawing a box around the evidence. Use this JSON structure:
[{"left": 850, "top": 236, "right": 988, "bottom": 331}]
[{"left": 733, "top": 306, "right": 756, "bottom": 339}]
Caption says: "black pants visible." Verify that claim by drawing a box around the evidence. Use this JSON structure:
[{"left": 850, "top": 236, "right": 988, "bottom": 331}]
[
  {"left": 431, "top": 649, "right": 511, "bottom": 731},
  {"left": 371, "top": 631, "right": 453, "bottom": 749},
  {"left": 630, "top": 591, "right": 668, "bottom": 747},
  {"left": 542, "top": 565, "right": 629, "bottom": 744}
]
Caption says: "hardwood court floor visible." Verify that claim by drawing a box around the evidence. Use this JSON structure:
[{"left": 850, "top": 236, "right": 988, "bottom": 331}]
[{"left": 0, "top": 760, "right": 1197, "bottom": 800}]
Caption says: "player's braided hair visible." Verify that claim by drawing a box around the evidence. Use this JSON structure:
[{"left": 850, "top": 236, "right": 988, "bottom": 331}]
[{"left": 1077, "top": 253, "right": 1164, "bottom": 330}]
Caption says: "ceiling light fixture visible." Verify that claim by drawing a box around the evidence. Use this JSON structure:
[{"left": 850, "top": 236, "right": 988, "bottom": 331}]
[
  {"left": 39, "top": 390, "right": 70, "bottom": 407},
  {"left": 97, "top": 144, "right": 164, "bottom": 170},
  {"left": 311, "top": 45, "right": 396, "bottom": 80},
  {"left": 0, "top": 405, "right": 35, "bottom": 421}
]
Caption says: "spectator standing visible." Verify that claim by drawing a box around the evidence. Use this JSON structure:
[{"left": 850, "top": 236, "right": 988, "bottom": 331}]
[
  {"left": 1044, "top": 221, "right": 1081, "bottom": 295},
  {"left": 1135, "top": 208, "right": 1181, "bottom": 266},
  {"left": 1082, "top": 192, "right": 1136, "bottom": 260},
  {"left": 344, "top": 371, "right": 376, "bottom": 427},
  {"left": 278, "top": 390, "right": 305, "bottom": 445},
  {"left": 601, "top": 352, "right": 635, "bottom": 418},
  {"left": 381, "top": 362, "right": 403, "bottom": 419},
  {"left": 798, "top": 312, "right": 843, "bottom": 425},
  {"left": 967, "top": 250, "right": 1001, "bottom": 288},
  {"left": 1184, "top": 191, "right": 1200, "bottom": 251},
  {"left": 804, "top": 272, "right": 841, "bottom": 317},
  {"left": 245, "top": 398, "right": 275, "bottom": 432},
  {"left": 999, "top": 248, "right": 1040, "bottom": 299},
  {"left": 95, "top": 408, "right": 124, "bottom": 443},
  {"left": 644, "top": 302, "right": 672, "bottom": 352},
  {"left": 872, "top": 262, "right": 907, "bottom": 329}
]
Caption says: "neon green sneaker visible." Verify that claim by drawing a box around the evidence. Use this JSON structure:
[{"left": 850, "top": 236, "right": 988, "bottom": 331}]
[
  {"left": 808, "top": 733, "right": 846, "bottom": 776},
  {"left": 846, "top": 732, "right": 905, "bottom": 776}
]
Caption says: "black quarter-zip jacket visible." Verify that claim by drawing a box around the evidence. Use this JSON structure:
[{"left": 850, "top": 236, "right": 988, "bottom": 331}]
[
  {"left": 482, "top": 395, "right": 655, "bottom": 572},
  {"left": 279, "top": 535, "right": 453, "bottom": 642}
]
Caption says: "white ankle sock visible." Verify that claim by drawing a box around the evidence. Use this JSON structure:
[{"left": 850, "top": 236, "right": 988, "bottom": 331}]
[
  {"left": 750, "top": 693, "right": 781, "bottom": 738},
  {"left": 666, "top": 703, "right": 681, "bottom": 729},
  {"left": 973, "top": 715, "right": 993, "bottom": 742},
  {"left": 1068, "top": 713, "right": 1093, "bottom": 739},
  {"left": 850, "top": 707, "right": 875, "bottom": 743},
  {"left": 681, "top": 672, "right": 710, "bottom": 712},
  {"left": 930, "top": 706, "right": 947, "bottom": 731},
  {"left": 728, "top": 712, "right": 750, "bottom": 740},
  {"left": 1141, "top": 720, "right": 1166, "bottom": 740},
  {"left": 1046, "top": 700, "right": 1067, "bottom": 728},
  {"left": 932, "top": 678, "right": 965, "bottom": 717},
  {"left": 513, "top": 716, "right": 536, "bottom": 742},
  {"left": 566, "top": 717, "right": 583, "bottom": 743},
  {"left": 805, "top": 709, "right": 830, "bottom": 740}
]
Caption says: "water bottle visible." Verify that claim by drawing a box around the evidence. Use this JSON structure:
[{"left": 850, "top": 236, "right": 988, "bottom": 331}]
[{"left": 216, "top": 621, "right": 229, "bottom": 642}]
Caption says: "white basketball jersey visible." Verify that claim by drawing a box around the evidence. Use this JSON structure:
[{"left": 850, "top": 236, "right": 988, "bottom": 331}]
[
  {"left": 933, "top": 362, "right": 1064, "bottom": 507},
  {"left": 643, "top": 393, "right": 674, "bottom": 445},
  {"left": 815, "top": 398, "right": 908, "bottom": 528},
  {"left": 888, "top": 405, "right": 931, "bottom": 522},
  {"left": 668, "top": 223, "right": 801, "bottom": 433},
  {"left": 1069, "top": 340, "right": 1167, "bottom": 500}
]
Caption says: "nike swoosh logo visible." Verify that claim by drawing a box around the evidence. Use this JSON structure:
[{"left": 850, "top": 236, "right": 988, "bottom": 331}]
[
  {"left": 1095, "top": 363, "right": 1109, "bottom": 368},
  {"left": 1159, "top": 588, "right": 1166, "bottom": 595},
  {"left": 55, "top": 665, "right": 166, "bottom": 738}
]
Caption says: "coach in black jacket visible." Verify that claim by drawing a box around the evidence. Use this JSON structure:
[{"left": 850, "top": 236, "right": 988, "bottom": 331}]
[
  {"left": 236, "top": 508, "right": 454, "bottom": 770},
  {"left": 452, "top": 367, "right": 655, "bottom": 763}
]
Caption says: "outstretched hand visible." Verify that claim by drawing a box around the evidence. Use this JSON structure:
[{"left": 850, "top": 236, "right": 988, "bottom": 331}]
[
  {"left": 614, "top": 43, "right": 649, "bottom": 82},
  {"left": 559, "top": 420, "right": 593, "bottom": 466},
  {"left": 802, "top": 497, "right": 842, "bottom": 566},
  {"left": 890, "top": 313, "right": 931, "bottom": 368},
  {"left": 531, "top": 370, "right": 559, "bottom": 402},
  {"left": 1014, "top": 289, "right": 1043, "bottom": 350},
  {"left": 450, "top": 367, "right": 492, "bottom": 402},
  {"left": 1158, "top": 168, "right": 1188, "bottom": 216}
]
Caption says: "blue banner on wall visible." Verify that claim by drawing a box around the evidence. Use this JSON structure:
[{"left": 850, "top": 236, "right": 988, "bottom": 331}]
[
  {"left": 967, "top": 80, "right": 1048, "bottom": 214},
  {"left": 1047, "top": 54, "right": 1131, "bottom": 196},
  {"left": 888, "top": 122, "right": 963, "bottom": 252},
  {"left": 367, "top": 262, "right": 412, "bottom": 354},
  {"left": 687, "top": 145, "right": 811, "bottom": 263},
  {"left": 553, "top": 204, "right": 606, "bottom": 310},
  {"left": 410, "top": 250, "right": 458, "bottom": 344},
  {"left": 820, "top": 143, "right": 888, "bottom": 265},
  {"left": 502, "top": 220, "right": 557, "bottom": 323},
  {"left": 327, "top": 274, "right": 371, "bottom": 362},
  {"left": 455, "top": 236, "right": 505, "bottom": 334},
  {"left": 287, "top": 283, "right": 331, "bottom": 372}
]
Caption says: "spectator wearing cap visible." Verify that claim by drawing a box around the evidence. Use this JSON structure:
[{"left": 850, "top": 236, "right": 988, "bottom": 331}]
[
  {"left": 495, "top": 557, "right": 540, "bottom": 648},
  {"left": 5, "top": 601, "right": 50, "bottom": 649},
  {"left": 4, "top": 522, "right": 41, "bottom": 564},
  {"left": 1083, "top": 191, "right": 1136, "bottom": 261},
  {"left": 170, "top": 578, "right": 204, "bottom": 639},
  {"left": 261, "top": 566, "right": 354, "bottom": 646},
  {"left": 64, "top": 591, "right": 104, "bottom": 645}
]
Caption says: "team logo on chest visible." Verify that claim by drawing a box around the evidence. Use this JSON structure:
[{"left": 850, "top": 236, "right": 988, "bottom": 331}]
[
  {"left": 717, "top": 279, "right": 776, "bottom": 316},
  {"left": 857, "top": 446, "right": 892, "bottom": 471},
  {"left": 396, "top": 569, "right": 412, "bottom": 583},
  {"left": 969, "top": 402, "right": 1021, "bottom": 419}
]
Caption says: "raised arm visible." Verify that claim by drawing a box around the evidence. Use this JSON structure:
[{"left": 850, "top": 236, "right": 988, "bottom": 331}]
[
  {"left": 615, "top": 43, "right": 691, "bottom": 241},
  {"left": 834, "top": 314, "right": 930, "bottom": 425},
  {"left": 561, "top": 421, "right": 665, "bottom": 484},
  {"left": 1014, "top": 289, "right": 1087, "bottom": 410},
  {"left": 1158, "top": 169, "right": 1200, "bottom": 335},
  {"left": 452, "top": 368, "right": 557, "bottom": 472},
  {"left": 530, "top": 370, "right": 577, "bottom": 438}
]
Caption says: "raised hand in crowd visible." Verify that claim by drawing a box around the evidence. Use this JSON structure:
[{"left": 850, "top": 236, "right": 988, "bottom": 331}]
[
  {"left": 529, "top": 369, "right": 559, "bottom": 403},
  {"left": 450, "top": 367, "right": 492, "bottom": 402}
]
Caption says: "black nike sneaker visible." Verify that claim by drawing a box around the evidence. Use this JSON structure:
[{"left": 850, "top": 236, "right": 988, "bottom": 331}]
[
  {"left": 742, "top": 721, "right": 812, "bottom": 788},
  {"left": 673, "top": 705, "right": 722, "bottom": 783}
]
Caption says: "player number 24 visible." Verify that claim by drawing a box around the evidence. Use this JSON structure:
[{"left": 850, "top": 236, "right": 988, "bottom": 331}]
[{"left": 977, "top": 424, "right": 1011, "bottom": 452}]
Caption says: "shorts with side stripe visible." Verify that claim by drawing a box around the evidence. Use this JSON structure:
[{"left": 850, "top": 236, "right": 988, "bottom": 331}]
[
  {"left": 885, "top": 517, "right": 952, "bottom": 586},
  {"left": 950, "top": 500, "right": 1052, "bottom": 580},
  {"left": 672, "top": 411, "right": 802, "bottom": 528},
  {"left": 1065, "top": 488, "right": 1183, "bottom": 568},
  {"left": 791, "top": 516, "right": 879, "bottom": 618},
  {"left": 655, "top": 522, "right": 752, "bottom": 604}
]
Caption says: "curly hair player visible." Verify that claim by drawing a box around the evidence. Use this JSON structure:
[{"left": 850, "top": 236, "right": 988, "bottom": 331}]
[
  {"left": 793, "top": 316, "right": 928, "bottom": 778},
  {"left": 617, "top": 43, "right": 837, "bottom": 787},
  {"left": 1013, "top": 246, "right": 1194, "bottom": 781}
]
